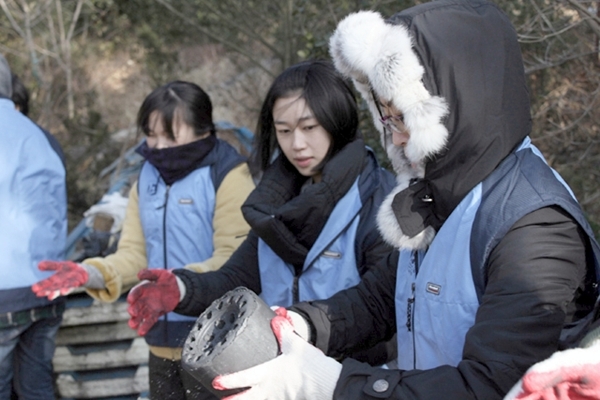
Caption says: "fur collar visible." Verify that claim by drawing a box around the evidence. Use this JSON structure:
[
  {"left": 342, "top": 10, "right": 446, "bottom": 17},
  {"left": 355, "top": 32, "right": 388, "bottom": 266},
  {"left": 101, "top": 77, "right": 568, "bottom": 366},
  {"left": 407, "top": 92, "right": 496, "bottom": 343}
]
[
  {"left": 330, "top": 1, "right": 531, "bottom": 251},
  {"left": 330, "top": 10, "right": 449, "bottom": 250}
]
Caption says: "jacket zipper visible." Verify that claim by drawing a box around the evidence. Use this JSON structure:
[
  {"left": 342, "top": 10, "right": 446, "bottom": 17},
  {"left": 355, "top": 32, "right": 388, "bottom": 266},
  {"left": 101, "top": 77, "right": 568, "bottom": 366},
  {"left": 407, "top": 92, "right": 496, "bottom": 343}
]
[
  {"left": 292, "top": 275, "right": 300, "bottom": 304},
  {"left": 408, "top": 250, "right": 419, "bottom": 369},
  {"left": 408, "top": 282, "right": 416, "bottom": 369},
  {"left": 162, "top": 185, "right": 170, "bottom": 270},
  {"left": 160, "top": 185, "right": 170, "bottom": 334},
  {"left": 406, "top": 284, "right": 415, "bottom": 332}
]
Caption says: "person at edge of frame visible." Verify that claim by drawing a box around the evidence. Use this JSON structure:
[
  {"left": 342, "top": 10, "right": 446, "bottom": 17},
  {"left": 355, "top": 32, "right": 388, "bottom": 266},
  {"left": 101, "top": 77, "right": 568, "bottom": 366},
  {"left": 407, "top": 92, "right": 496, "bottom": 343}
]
[
  {"left": 0, "top": 53, "right": 67, "bottom": 400},
  {"left": 11, "top": 73, "right": 66, "bottom": 167}
]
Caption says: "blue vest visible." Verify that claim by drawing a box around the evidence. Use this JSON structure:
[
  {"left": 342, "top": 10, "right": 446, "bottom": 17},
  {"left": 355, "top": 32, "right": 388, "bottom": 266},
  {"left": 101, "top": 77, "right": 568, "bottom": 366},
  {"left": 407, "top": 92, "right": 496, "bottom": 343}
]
[
  {"left": 258, "top": 179, "right": 363, "bottom": 307},
  {"left": 137, "top": 140, "right": 245, "bottom": 347},
  {"left": 395, "top": 137, "right": 600, "bottom": 370}
]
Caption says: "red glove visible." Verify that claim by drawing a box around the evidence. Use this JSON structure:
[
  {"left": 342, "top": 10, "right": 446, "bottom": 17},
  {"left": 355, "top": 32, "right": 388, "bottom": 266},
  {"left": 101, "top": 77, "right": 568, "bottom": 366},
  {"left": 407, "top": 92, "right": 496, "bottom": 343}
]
[
  {"left": 273, "top": 306, "right": 290, "bottom": 320},
  {"left": 32, "top": 260, "right": 89, "bottom": 300},
  {"left": 127, "top": 269, "right": 180, "bottom": 336}
]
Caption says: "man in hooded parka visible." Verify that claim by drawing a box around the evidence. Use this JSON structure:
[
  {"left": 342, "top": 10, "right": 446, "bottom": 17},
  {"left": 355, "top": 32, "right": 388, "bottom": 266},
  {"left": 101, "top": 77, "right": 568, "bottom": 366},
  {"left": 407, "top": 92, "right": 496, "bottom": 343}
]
[{"left": 206, "top": 1, "right": 600, "bottom": 399}]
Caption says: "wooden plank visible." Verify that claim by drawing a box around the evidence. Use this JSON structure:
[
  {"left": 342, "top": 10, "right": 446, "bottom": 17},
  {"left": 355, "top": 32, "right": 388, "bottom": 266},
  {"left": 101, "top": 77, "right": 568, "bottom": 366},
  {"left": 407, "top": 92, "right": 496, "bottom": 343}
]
[
  {"left": 55, "top": 321, "right": 138, "bottom": 345},
  {"left": 60, "top": 396, "right": 144, "bottom": 400},
  {"left": 53, "top": 337, "right": 149, "bottom": 372},
  {"left": 56, "top": 365, "right": 149, "bottom": 398},
  {"left": 61, "top": 300, "right": 130, "bottom": 327}
]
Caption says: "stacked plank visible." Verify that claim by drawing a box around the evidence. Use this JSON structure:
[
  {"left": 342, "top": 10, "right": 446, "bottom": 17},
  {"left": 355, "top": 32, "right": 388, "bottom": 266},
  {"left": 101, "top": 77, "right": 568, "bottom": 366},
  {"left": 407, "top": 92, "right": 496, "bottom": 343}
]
[{"left": 53, "top": 292, "right": 149, "bottom": 400}]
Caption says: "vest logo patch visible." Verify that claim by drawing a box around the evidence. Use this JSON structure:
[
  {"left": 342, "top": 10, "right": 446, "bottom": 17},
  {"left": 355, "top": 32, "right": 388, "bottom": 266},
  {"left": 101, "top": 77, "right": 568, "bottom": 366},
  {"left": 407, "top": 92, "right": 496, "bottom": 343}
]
[
  {"left": 426, "top": 282, "right": 441, "bottom": 295},
  {"left": 322, "top": 250, "right": 342, "bottom": 259},
  {"left": 147, "top": 183, "right": 158, "bottom": 195},
  {"left": 179, "top": 198, "right": 194, "bottom": 205}
]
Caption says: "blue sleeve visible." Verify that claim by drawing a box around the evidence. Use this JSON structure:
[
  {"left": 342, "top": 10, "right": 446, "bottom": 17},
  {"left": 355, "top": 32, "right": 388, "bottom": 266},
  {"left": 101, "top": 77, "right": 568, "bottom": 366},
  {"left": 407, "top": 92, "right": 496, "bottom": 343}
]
[{"left": 0, "top": 109, "right": 67, "bottom": 290}]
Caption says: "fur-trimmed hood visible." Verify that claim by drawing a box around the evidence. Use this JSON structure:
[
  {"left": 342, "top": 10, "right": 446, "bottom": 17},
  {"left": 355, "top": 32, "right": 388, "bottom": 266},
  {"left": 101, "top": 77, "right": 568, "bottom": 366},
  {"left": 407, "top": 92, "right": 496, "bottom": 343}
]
[{"left": 330, "top": 0, "right": 532, "bottom": 250}]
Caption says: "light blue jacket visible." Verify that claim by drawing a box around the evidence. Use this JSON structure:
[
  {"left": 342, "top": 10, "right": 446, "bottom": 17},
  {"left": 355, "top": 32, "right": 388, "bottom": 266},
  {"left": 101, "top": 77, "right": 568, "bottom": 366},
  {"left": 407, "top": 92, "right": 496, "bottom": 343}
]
[{"left": 0, "top": 98, "right": 67, "bottom": 313}]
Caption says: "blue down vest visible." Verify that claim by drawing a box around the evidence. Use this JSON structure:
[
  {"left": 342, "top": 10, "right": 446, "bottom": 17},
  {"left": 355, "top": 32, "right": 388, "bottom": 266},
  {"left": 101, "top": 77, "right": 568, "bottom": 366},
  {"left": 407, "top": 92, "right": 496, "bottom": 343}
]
[
  {"left": 395, "top": 137, "right": 600, "bottom": 370},
  {"left": 258, "top": 179, "right": 362, "bottom": 307},
  {"left": 138, "top": 140, "right": 245, "bottom": 347},
  {"left": 258, "top": 150, "right": 395, "bottom": 307}
]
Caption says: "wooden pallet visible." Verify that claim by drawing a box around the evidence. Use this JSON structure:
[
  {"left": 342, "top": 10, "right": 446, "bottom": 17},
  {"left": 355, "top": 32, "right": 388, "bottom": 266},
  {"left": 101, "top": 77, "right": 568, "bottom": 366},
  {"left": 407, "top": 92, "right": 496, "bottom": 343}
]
[
  {"left": 54, "top": 293, "right": 149, "bottom": 399},
  {"left": 56, "top": 365, "right": 148, "bottom": 399},
  {"left": 54, "top": 337, "right": 148, "bottom": 372}
]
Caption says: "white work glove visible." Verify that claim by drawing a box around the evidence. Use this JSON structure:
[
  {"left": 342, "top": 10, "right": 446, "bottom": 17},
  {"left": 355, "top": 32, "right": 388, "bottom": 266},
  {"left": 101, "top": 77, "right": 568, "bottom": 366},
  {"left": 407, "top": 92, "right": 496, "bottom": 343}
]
[
  {"left": 212, "top": 308, "right": 342, "bottom": 400},
  {"left": 84, "top": 192, "right": 129, "bottom": 233},
  {"left": 270, "top": 306, "right": 312, "bottom": 342},
  {"left": 503, "top": 334, "right": 600, "bottom": 400}
]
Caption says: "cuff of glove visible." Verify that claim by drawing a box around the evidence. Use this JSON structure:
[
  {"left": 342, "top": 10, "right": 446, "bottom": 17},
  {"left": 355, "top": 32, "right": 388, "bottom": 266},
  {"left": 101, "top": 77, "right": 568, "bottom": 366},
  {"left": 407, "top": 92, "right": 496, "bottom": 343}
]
[
  {"left": 580, "top": 323, "right": 600, "bottom": 349},
  {"left": 311, "top": 353, "right": 343, "bottom": 399},
  {"left": 287, "top": 310, "right": 312, "bottom": 343},
  {"left": 171, "top": 269, "right": 199, "bottom": 313},
  {"left": 175, "top": 276, "right": 186, "bottom": 302},
  {"left": 81, "top": 263, "right": 106, "bottom": 289}
]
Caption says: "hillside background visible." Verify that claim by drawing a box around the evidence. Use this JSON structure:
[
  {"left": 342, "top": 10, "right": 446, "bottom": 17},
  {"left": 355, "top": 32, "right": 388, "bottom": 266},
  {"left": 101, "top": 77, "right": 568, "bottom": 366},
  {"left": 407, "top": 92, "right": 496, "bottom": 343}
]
[{"left": 1, "top": 0, "right": 599, "bottom": 238}]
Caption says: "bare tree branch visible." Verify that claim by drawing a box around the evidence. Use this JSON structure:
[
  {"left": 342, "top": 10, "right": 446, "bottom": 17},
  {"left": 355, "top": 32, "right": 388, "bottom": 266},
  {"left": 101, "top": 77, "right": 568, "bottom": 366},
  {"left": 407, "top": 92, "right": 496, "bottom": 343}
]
[
  {"left": 194, "top": 0, "right": 281, "bottom": 57},
  {"left": 518, "top": 18, "right": 581, "bottom": 43},
  {"left": 0, "top": 0, "right": 25, "bottom": 37},
  {"left": 154, "top": 0, "right": 275, "bottom": 77},
  {"left": 525, "top": 50, "right": 597, "bottom": 73},
  {"left": 565, "top": 0, "right": 600, "bottom": 36},
  {"left": 65, "top": 0, "right": 83, "bottom": 43},
  {"left": 535, "top": 75, "right": 600, "bottom": 138}
]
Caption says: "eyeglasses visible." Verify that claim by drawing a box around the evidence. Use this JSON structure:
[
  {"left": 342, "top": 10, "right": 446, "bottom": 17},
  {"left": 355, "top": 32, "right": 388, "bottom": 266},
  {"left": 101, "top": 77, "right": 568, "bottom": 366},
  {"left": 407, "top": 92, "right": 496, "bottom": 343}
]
[{"left": 379, "top": 115, "right": 405, "bottom": 132}]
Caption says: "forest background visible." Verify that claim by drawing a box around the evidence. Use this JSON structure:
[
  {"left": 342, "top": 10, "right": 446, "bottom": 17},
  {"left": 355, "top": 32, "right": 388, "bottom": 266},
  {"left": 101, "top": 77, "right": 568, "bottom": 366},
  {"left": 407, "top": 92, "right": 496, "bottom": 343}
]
[{"left": 1, "top": 0, "right": 599, "bottom": 238}]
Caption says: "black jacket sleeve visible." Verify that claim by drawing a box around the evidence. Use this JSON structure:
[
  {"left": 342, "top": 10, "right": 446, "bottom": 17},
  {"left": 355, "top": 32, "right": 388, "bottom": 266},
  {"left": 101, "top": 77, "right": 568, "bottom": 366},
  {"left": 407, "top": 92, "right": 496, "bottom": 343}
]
[
  {"left": 293, "top": 206, "right": 593, "bottom": 399},
  {"left": 349, "top": 174, "right": 398, "bottom": 366},
  {"left": 173, "top": 230, "right": 261, "bottom": 316},
  {"left": 354, "top": 162, "right": 397, "bottom": 277}
]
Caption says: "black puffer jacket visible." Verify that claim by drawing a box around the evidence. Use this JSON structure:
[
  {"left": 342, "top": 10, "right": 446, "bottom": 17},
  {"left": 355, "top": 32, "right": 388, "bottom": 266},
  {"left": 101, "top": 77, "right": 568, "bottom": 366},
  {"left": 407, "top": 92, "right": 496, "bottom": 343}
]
[{"left": 292, "top": 205, "right": 597, "bottom": 399}]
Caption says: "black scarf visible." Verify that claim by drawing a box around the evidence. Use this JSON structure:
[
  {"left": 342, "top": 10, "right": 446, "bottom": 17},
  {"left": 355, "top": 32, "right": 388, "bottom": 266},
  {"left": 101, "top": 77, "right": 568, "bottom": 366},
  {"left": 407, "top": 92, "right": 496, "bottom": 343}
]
[
  {"left": 136, "top": 135, "right": 217, "bottom": 185},
  {"left": 242, "top": 139, "right": 367, "bottom": 269}
]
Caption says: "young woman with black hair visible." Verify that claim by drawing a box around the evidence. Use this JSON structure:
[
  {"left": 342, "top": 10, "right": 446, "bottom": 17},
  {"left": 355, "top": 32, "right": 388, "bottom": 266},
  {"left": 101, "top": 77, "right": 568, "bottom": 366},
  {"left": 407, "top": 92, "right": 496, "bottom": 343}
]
[
  {"left": 123, "top": 59, "right": 397, "bottom": 369},
  {"left": 32, "top": 81, "right": 255, "bottom": 400}
]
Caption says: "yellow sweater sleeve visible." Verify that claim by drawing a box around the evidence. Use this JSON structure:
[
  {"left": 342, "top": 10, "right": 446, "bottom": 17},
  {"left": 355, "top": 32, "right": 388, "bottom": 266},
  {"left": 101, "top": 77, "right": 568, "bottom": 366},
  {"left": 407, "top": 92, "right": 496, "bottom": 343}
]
[
  {"left": 185, "top": 163, "right": 255, "bottom": 273},
  {"left": 84, "top": 183, "right": 147, "bottom": 303}
]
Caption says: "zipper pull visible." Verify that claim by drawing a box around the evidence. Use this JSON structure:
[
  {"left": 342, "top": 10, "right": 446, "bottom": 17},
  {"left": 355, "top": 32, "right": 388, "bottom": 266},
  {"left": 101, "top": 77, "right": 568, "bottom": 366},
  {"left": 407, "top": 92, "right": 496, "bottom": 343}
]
[
  {"left": 406, "top": 297, "right": 414, "bottom": 332},
  {"left": 156, "top": 185, "right": 170, "bottom": 210},
  {"left": 406, "top": 282, "right": 416, "bottom": 332}
]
